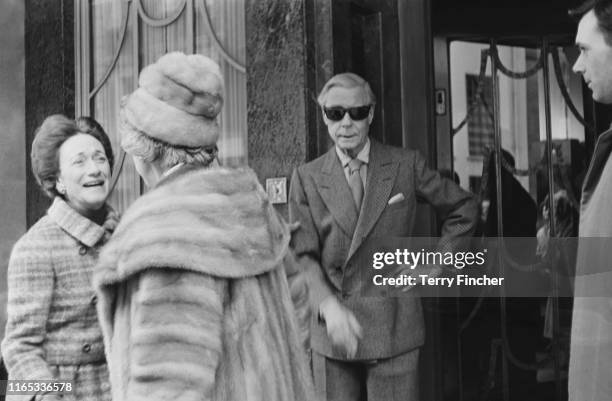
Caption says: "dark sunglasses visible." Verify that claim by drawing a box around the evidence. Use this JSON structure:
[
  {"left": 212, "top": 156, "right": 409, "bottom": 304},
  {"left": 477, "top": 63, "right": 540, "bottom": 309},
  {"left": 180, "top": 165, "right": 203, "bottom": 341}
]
[{"left": 323, "top": 105, "right": 371, "bottom": 121}]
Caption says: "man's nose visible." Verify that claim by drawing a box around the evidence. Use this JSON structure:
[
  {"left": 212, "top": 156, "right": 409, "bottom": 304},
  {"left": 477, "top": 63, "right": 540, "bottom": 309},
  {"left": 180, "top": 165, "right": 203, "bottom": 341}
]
[
  {"left": 340, "top": 112, "right": 352, "bottom": 126},
  {"left": 572, "top": 55, "right": 584, "bottom": 74}
]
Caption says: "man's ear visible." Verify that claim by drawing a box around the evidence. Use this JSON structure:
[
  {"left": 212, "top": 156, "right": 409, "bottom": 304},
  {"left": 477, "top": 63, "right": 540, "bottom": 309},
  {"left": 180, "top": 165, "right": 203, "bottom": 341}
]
[{"left": 321, "top": 108, "right": 331, "bottom": 126}]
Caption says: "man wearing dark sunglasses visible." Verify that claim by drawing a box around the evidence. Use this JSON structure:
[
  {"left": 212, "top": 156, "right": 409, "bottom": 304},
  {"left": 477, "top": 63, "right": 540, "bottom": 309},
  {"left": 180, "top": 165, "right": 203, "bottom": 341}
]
[{"left": 289, "top": 72, "right": 477, "bottom": 401}]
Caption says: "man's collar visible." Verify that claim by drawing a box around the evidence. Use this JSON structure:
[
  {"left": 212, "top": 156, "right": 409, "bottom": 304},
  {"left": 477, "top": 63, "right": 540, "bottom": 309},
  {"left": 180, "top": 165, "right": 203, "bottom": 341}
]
[{"left": 335, "top": 138, "right": 370, "bottom": 167}]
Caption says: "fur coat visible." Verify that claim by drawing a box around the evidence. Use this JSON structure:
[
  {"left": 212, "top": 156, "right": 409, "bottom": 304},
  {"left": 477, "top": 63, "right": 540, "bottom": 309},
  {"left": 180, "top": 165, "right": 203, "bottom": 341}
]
[{"left": 94, "top": 166, "right": 315, "bottom": 401}]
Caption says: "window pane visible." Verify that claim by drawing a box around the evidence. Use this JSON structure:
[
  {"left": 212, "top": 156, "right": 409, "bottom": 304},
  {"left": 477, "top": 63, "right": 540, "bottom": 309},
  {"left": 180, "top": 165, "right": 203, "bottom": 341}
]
[
  {"left": 196, "top": 0, "right": 247, "bottom": 167},
  {"left": 91, "top": 0, "right": 140, "bottom": 213},
  {"left": 78, "top": 0, "right": 248, "bottom": 212}
]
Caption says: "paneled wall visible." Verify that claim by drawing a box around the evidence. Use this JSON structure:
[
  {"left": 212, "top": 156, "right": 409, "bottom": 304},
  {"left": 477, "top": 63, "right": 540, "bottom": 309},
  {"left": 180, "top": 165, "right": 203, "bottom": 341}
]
[{"left": 0, "top": 0, "right": 26, "bottom": 342}]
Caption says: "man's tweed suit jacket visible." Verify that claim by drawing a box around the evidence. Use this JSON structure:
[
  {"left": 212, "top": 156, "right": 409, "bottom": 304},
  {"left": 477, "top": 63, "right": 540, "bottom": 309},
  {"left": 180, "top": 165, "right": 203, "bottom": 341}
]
[{"left": 289, "top": 139, "right": 478, "bottom": 360}]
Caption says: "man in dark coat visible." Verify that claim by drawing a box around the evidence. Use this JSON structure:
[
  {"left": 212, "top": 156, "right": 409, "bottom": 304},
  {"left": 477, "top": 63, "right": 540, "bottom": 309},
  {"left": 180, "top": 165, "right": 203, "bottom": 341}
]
[
  {"left": 569, "top": 1, "right": 612, "bottom": 400},
  {"left": 289, "top": 72, "right": 478, "bottom": 401}
]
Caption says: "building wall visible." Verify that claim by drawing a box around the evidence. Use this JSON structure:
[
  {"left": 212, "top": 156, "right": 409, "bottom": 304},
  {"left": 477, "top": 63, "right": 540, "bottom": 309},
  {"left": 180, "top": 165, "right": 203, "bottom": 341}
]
[
  {"left": 246, "top": 0, "right": 307, "bottom": 218},
  {"left": 0, "top": 0, "right": 26, "bottom": 339},
  {"left": 25, "top": 0, "right": 75, "bottom": 227}
]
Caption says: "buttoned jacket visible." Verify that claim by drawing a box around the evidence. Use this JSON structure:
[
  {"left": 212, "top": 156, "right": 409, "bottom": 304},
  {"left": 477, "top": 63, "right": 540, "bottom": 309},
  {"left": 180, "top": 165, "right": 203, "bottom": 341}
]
[
  {"left": 2, "top": 197, "right": 117, "bottom": 400},
  {"left": 289, "top": 139, "right": 478, "bottom": 360}
]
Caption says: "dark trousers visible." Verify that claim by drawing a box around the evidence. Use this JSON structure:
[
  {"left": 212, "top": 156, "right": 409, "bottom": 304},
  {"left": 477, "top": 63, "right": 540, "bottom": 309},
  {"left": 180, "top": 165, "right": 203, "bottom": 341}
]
[{"left": 312, "top": 348, "right": 420, "bottom": 401}]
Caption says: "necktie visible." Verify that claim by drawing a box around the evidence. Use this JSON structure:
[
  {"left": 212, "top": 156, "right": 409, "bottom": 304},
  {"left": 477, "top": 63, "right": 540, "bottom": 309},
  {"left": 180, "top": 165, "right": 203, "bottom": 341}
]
[{"left": 348, "top": 158, "right": 364, "bottom": 210}]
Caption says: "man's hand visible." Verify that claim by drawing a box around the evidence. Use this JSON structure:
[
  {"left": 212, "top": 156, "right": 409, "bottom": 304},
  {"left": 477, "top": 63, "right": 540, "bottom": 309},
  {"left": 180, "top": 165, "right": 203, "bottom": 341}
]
[
  {"left": 319, "top": 296, "right": 363, "bottom": 358},
  {"left": 288, "top": 221, "right": 301, "bottom": 233}
]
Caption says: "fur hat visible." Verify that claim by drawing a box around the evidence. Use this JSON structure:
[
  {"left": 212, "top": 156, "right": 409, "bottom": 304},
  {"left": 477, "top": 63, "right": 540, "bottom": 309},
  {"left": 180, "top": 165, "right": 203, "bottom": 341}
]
[{"left": 121, "top": 52, "right": 224, "bottom": 148}]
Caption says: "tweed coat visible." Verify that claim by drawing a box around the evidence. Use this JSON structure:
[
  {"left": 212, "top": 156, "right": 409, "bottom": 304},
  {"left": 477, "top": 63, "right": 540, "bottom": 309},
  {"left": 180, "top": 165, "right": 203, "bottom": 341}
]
[
  {"left": 569, "top": 128, "right": 612, "bottom": 401},
  {"left": 94, "top": 166, "right": 315, "bottom": 401},
  {"left": 289, "top": 139, "right": 478, "bottom": 360},
  {"left": 2, "top": 197, "right": 118, "bottom": 401}
]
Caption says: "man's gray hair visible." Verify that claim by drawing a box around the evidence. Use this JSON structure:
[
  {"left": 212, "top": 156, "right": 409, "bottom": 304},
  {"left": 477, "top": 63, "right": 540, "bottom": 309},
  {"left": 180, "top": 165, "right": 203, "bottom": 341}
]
[{"left": 317, "top": 72, "right": 376, "bottom": 107}]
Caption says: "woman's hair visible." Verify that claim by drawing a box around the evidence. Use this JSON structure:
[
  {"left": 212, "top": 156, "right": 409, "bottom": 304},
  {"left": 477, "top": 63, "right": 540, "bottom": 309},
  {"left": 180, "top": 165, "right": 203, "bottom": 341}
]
[
  {"left": 31, "top": 114, "right": 115, "bottom": 199},
  {"left": 121, "top": 124, "right": 218, "bottom": 170}
]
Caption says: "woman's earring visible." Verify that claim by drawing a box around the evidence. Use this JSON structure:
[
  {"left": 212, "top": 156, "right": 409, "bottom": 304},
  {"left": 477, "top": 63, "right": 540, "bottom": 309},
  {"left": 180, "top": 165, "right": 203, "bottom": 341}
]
[{"left": 57, "top": 184, "right": 66, "bottom": 195}]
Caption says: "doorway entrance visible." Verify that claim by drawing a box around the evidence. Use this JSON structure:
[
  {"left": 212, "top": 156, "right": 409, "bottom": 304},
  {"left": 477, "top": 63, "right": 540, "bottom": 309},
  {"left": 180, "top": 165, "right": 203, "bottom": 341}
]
[{"left": 440, "top": 37, "right": 592, "bottom": 401}]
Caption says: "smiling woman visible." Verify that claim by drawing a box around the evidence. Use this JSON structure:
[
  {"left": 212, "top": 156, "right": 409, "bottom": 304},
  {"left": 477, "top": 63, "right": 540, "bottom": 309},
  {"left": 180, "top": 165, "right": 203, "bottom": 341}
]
[
  {"left": 55, "top": 133, "right": 111, "bottom": 221},
  {"left": 1, "top": 115, "right": 117, "bottom": 401}
]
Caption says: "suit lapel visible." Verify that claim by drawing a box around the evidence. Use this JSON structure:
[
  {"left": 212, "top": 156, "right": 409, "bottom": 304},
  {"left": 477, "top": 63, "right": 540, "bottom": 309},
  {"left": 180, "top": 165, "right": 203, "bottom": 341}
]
[
  {"left": 347, "top": 140, "right": 398, "bottom": 261},
  {"left": 315, "top": 148, "right": 359, "bottom": 237}
]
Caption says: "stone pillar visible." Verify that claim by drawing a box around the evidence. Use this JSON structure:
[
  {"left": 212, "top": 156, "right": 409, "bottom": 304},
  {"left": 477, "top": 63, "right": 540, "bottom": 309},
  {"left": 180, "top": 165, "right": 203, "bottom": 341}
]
[
  {"left": 25, "top": 0, "right": 75, "bottom": 226},
  {"left": 246, "top": 0, "right": 308, "bottom": 218},
  {"left": 0, "top": 0, "right": 26, "bottom": 341}
]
